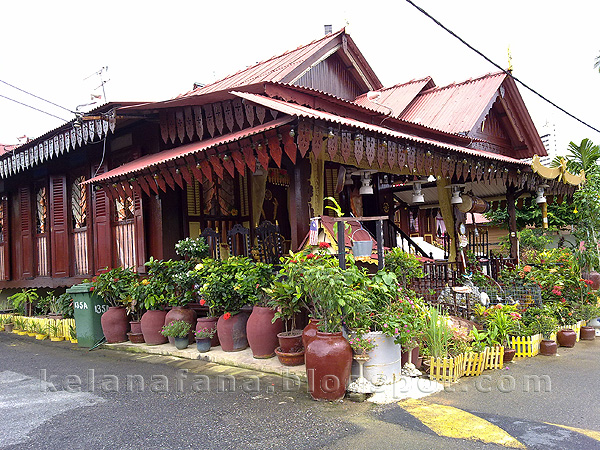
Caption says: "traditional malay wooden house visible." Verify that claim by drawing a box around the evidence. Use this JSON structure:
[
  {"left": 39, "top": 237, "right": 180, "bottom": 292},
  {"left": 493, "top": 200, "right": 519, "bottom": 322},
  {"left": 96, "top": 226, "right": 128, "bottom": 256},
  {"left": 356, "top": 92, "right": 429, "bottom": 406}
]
[{"left": 0, "top": 28, "right": 581, "bottom": 294}]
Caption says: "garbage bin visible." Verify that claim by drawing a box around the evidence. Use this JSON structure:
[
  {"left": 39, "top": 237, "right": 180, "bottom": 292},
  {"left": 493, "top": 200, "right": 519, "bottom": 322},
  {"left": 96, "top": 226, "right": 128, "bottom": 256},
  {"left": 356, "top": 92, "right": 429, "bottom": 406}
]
[{"left": 66, "top": 283, "right": 108, "bottom": 347}]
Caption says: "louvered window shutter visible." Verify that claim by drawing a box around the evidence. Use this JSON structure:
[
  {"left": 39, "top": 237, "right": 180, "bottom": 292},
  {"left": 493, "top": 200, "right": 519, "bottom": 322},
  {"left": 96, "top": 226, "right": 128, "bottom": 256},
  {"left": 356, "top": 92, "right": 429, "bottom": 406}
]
[
  {"left": 50, "top": 175, "right": 70, "bottom": 277},
  {"left": 92, "top": 165, "right": 112, "bottom": 272},
  {"left": 19, "top": 187, "right": 34, "bottom": 278}
]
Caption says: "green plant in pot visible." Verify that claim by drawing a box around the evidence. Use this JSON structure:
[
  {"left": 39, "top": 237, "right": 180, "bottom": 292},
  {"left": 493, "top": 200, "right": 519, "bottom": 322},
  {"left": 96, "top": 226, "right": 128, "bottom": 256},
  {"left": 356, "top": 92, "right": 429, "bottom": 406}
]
[
  {"left": 161, "top": 320, "right": 192, "bottom": 350},
  {"left": 92, "top": 266, "right": 139, "bottom": 343},
  {"left": 8, "top": 288, "right": 39, "bottom": 316}
]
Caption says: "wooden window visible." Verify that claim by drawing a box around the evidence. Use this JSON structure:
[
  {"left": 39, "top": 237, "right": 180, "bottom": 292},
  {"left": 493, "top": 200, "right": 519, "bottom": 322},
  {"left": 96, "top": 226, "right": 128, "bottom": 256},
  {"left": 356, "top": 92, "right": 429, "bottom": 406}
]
[
  {"left": 35, "top": 186, "right": 49, "bottom": 276},
  {"left": 19, "top": 187, "right": 34, "bottom": 278},
  {"left": 92, "top": 164, "right": 112, "bottom": 272},
  {"left": 114, "top": 196, "right": 135, "bottom": 269},
  {"left": 323, "top": 167, "right": 340, "bottom": 217},
  {"left": 50, "top": 175, "right": 70, "bottom": 277},
  {"left": 71, "top": 176, "right": 89, "bottom": 275}
]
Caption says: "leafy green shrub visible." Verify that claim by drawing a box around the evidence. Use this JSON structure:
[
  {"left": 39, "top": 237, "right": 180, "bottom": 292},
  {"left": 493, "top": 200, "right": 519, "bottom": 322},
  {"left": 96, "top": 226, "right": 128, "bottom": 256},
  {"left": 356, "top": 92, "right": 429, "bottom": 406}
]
[{"left": 160, "top": 320, "right": 192, "bottom": 338}]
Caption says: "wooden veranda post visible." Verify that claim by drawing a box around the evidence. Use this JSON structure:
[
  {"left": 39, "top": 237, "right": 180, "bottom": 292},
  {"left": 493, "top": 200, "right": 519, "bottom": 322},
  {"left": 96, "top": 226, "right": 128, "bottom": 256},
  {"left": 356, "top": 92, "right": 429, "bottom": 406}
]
[{"left": 506, "top": 185, "right": 519, "bottom": 263}]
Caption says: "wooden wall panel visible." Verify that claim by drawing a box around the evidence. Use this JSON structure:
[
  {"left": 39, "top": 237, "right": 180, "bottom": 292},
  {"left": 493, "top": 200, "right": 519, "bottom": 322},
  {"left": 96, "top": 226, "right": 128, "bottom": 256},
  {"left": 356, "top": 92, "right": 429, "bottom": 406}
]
[
  {"left": 19, "top": 187, "right": 34, "bottom": 278},
  {"left": 134, "top": 193, "right": 146, "bottom": 273}
]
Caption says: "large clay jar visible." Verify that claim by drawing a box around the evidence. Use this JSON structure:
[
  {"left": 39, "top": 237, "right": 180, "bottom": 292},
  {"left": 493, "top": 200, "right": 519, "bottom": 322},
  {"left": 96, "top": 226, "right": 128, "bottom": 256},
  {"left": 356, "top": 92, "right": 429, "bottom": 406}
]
[
  {"left": 246, "top": 306, "right": 282, "bottom": 358},
  {"left": 165, "top": 306, "right": 197, "bottom": 345},
  {"left": 217, "top": 311, "right": 250, "bottom": 352},
  {"left": 305, "top": 331, "right": 352, "bottom": 401},
  {"left": 196, "top": 316, "right": 220, "bottom": 347},
  {"left": 583, "top": 271, "right": 600, "bottom": 290},
  {"left": 503, "top": 347, "right": 516, "bottom": 363},
  {"left": 580, "top": 326, "right": 596, "bottom": 340},
  {"left": 302, "top": 319, "right": 321, "bottom": 350},
  {"left": 141, "top": 309, "right": 168, "bottom": 345},
  {"left": 101, "top": 307, "right": 129, "bottom": 343},
  {"left": 540, "top": 339, "right": 557, "bottom": 356},
  {"left": 557, "top": 329, "right": 577, "bottom": 347}
]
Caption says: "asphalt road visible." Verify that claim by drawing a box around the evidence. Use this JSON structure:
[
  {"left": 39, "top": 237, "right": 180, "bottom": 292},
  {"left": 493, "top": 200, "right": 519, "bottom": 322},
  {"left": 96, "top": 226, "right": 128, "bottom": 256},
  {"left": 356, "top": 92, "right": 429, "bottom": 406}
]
[{"left": 1, "top": 331, "right": 599, "bottom": 450}]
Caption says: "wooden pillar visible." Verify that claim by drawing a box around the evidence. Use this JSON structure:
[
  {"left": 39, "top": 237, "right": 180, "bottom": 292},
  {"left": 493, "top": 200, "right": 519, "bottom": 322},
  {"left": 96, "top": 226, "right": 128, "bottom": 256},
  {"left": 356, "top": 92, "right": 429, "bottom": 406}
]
[
  {"left": 289, "top": 158, "right": 311, "bottom": 251},
  {"left": 506, "top": 185, "right": 519, "bottom": 262},
  {"left": 436, "top": 177, "right": 457, "bottom": 262},
  {"left": 541, "top": 201, "right": 549, "bottom": 229}
]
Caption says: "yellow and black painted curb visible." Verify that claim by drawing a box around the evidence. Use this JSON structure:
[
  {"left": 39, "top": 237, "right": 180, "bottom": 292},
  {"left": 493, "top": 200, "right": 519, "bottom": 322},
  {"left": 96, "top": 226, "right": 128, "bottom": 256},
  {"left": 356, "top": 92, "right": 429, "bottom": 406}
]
[{"left": 379, "top": 399, "right": 600, "bottom": 449}]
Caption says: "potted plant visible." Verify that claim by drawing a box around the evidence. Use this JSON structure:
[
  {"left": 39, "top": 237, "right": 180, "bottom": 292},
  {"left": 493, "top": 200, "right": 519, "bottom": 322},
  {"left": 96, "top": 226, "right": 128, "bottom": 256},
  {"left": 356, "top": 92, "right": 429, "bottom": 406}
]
[
  {"left": 198, "top": 257, "right": 258, "bottom": 352},
  {"left": 2, "top": 315, "right": 14, "bottom": 332},
  {"left": 47, "top": 321, "right": 64, "bottom": 341},
  {"left": 477, "top": 304, "right": 520, "bottom": 362},
  {"left": 8, "top": 288, "right": 39, "bottom": 316},
  {"left": 92, "top": 266, "right": 138, "bottom": 343},
  {"left": 13, "top": 316, "right": 27, "bottom": 334},
  {"left": 161, "top": 319, "right": 192, "bottom": 350},
  {"left": 33, "top": 322, "right": 48, "bottom": 340},
  {"left": 532, "top": 312, "right": 559, "bottom": 356},
  {"left": 301, "top": 257, "right": 357, "bottom": 401},
  {"left": 136, "top": 259, "right": 170, "bottom": 345},
  {"left": 579, "top": 302, "right": 599, "bottom": 340},
  {"left": 194, "top": 327, "right": 216, "bottom": 353}
]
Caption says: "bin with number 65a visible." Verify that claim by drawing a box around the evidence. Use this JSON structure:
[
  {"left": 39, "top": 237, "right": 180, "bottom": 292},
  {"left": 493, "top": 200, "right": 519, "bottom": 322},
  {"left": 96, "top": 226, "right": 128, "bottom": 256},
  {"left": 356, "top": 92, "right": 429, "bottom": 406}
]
[{"left": 66, "top": 283, "right": 108, "bottom": 347}]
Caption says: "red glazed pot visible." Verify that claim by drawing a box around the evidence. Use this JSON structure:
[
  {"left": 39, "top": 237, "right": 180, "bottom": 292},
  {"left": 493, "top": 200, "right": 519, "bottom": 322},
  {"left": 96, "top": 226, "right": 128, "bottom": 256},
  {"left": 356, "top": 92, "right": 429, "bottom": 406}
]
[
  {"left": 278, "top": 330, "right": 303, "bottom": 353},
  {"left": 196, "top": 316, "right": 220, "bottom": 347},
  {"left": 217, "top": 311, "right": 250, "bottom": 352},
  {"left": 583, "top": 271, "right": 600, "bottom": 290},
  {"left": 101, "top": 306, "right": 129, "bottom": 344},
  {"left": 275, "top": 347, "right": 305, "bottom": 366},
  {"left": 580, "top": 326, "right": 596, "bottom": 340},
  {"left": 503, "top": 347, "right": 516, "bottom": 362},
  {"left": 165, "top": 306, "right": 197, "bottom": 345},
  {"left": 302, "top": 319, "right": 320, "bottom": 350},
  {"left": 557, "top": 329, "right": 576, "bottom": 348},
  {"left": 129, "top": 321, "right": 142, "bottom": 335},
  {"left": 246, "top": 306, "right": 283, "bottom": 358},
  {"left": 540, "top": 339, "right": 557, "bottom": 356},
  {"left": 305, "top": 331, "right": 352, "bottom": 401},
  {"left": 127, "top": 332, "right": 145, "bottom": 344},
  {"left": 141, "top": 309, "right": 168, "bottom": 345}
]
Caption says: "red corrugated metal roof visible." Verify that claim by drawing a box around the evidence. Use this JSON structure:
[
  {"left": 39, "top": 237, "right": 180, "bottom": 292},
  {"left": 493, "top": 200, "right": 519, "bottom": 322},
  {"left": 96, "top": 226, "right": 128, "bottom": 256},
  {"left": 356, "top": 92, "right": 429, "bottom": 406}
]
[
  {"left": 399, "top": 72, "right": 506, "bottom": 134},
  {"left": 178, "top": 29, "right": 346, "bottom": 99},
  {"left": 83, "top": 116, "right": 293, "bottom": 185},
  {"left": 231, "top": 91, "right": 529, "bottom": 166},
  {"left": 354, "top": 77, "right": 434, "bottom": 117}
]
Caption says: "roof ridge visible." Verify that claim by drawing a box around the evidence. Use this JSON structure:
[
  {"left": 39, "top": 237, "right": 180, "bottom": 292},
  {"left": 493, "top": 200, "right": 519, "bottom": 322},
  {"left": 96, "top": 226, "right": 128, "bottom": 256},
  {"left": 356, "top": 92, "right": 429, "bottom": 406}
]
[
  {"left": 420, "top": 71, "right": 505, "bottom": 94},
  {"left": 184, "top": 28, "right": 345, "bottom": 97}
]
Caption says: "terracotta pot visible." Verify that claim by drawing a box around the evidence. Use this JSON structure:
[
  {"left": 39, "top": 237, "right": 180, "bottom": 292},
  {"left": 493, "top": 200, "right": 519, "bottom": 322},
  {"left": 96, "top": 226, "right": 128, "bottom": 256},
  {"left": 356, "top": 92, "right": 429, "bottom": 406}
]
[
  {"left": 217, "top": 311, "right": 250, "bottom": 352},
  {"left": 401, "top": 346, "right": 420, "bottom": 367},
  {"left": 275, "top": 347, "right": 305, "bottom": 366},
  {"left": 305, "top": 331, "right": 352, "bottom": 401},
  {"left": 100, "top": 306, "right": 129, "bottom": 343},
  {"left": 129, "top": 321, "right": 142, "bottom": 335},
  {"left": 278, "top": 330, "right": 303, "bottom": 353},
  {"left": 165, "top": 306, "right": 197, "bottom": 345},
  {"left": 246, "top": 306, "right": 282, "bottom": 358},
  {"left": 196, "top": 316, "right": 219, "bottom": 347},
  {"left": 580, "top": 326, "right": 596, "bottom": 340},
  {"left": 140, "top": 309, "right": 168, "bottom": 345},
  {"left": 503, "top": 347, "right": 516, "bottom": 362},
  {"left": 127, "top": 332, "right": 145, "bottom": 344},
  {"left": 4, "top": 323, "right": 13, "bottom": 332},
  {"left": 540, "top": 339, "right": 557, "bottom": 356},
  {"left": 557, "top": 329, "right": 577, "bottom": 347},
  {"left": 302, "top": 319, "right": 320, "bottom": 350}
]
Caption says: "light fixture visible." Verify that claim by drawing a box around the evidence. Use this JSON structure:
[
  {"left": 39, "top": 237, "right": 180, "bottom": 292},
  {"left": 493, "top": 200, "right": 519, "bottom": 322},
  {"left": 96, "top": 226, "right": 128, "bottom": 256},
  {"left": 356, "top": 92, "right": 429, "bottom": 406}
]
[
  {"left": 359, "top": 172, "right": 374, "bottom": 195},
  {"left": 345, "top": 172, "right": 354, "bottom": 186},
  {"left": 411, "top": 182, "right": 424, "bottom": 204},
  {"left": 536, "top": 184, "right": 548, "bottom": 204},
  {"left": 253, "top": 161, "right": 265, "bottom": 176},
  {"left": 445, "top": 184, "right": 466, "bottom": 204}
]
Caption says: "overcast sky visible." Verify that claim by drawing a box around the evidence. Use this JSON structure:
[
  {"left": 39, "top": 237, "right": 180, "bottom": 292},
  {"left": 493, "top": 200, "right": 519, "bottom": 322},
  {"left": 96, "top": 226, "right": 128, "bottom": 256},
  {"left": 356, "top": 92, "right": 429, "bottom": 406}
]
[{"left": 1, "top": 1, "right": 598, "bottom": 156}]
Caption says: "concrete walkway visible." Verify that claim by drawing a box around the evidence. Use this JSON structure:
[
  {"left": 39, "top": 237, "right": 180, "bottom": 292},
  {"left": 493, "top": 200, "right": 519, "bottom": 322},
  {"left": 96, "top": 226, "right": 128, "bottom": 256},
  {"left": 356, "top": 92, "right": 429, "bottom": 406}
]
[{"left": 104, "top": 341, "right": 307, "bottom": 381}]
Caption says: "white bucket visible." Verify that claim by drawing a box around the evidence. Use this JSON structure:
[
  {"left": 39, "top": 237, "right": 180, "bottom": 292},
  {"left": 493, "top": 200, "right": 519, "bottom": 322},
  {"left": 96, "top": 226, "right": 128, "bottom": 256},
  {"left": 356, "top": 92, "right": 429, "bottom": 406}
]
[{"left": 351, "top": 331, "right": 402, "bottom": 386}]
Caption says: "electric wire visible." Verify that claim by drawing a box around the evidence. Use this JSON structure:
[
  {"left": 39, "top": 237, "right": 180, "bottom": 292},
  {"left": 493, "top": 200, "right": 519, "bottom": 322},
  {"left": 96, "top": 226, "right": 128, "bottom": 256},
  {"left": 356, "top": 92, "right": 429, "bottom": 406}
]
[
  {"left": 0, "top": 79, "right": 76, "bottom": 114},
  {"left": 0, "top": 94, "right": 69, "bottom": 123},
  {"left": 404, "top": 0, "right": 600, "bottom": 135}
]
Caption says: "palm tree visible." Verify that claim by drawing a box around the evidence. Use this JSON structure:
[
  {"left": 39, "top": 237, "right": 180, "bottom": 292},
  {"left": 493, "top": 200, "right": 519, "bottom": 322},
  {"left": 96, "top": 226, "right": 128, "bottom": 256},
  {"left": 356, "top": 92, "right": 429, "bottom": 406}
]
[{"left": 551, "top": 138, "right": 600, "bottom": 175}]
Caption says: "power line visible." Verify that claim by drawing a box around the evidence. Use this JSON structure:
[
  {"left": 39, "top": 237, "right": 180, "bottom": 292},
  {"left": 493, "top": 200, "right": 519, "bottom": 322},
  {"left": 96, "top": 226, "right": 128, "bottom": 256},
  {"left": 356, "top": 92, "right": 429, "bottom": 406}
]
[
  {"left": 0, "top": 79, "right": 76, "bottom": 114},
  {"left": 404, "top": 0, "right": 600, "bottom": 135},
  {"left": 0, "top": 94, "right": 69, "bottom": 123}
]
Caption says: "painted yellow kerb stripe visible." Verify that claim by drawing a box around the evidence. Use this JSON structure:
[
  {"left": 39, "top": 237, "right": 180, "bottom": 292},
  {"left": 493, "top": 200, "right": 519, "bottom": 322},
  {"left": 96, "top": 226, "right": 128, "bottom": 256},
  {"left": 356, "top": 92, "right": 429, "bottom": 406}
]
[
  {"left": 399, "top": 399, "right": 526, "bottom": 449},
  {"left": 547, "top": 423, "right": 600, "bottom": 442}
]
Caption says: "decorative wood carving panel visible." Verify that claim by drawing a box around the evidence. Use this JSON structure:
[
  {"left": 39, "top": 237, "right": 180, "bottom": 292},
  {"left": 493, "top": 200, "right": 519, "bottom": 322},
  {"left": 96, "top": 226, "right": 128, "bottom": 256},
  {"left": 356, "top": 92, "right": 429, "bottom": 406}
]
[
  {"left": 222, "top": 154, "right": 236, "bottom": 177},
  {"left": 341, "top": 131, "right": 352, "bottom": 162},
  {"left": 312, "top": 126, "right": 324, "bottom": 159},
  {"left": 209, "top": 152, "right": 225, "bottom": 180},
  {"left": 280, "top": 125, "right": 297, "bottom": 164},
  {"left": 233, "top": 98, "right": 245, "bottom": 129},
  {"left": 327, "top": 129, "right": 338, "bottom": 161},
  {"left": 213, "top": 102, "right": 224, "bottom": 135},
  {"left": 388, "top": 141, "right": 397, "bottom": 169},
  {"left": 365, "top": 136, "right": 375, "bottom": 166},
  {"left": 176, "top": 110, "right": 185, "bottom": 143},
  {"left": 223, "top": 101, "right": 234, "bottom": 132},
  {"left": 184, "top": 107, "right": 195, "bottom": 141},
  {"left": 167, "top": 110, "right": 177, "bottom": 143},
  {"left": 266, "top": 130, "right": 282, "bottom": 168},
  {"left": 241, "top": 139, "right": 256, "bottom": 173},
  {"left": 354, "top": 133, "right": 364, "bottom": 164},
  {"left": 193, "top": 106, "right": 204, "bottom": 139},
  {"left": 244, "top": 102, "right": 255, "bottom": 127},
  {"left": 297, "top": 119, "right": 311, "bottom": 157},
  {"left": 256, "top": 106, "right": 266, "bottom": 124},
  {"left": 204, "top": 104, "right": 215, "bottom": 137},
  {"left": 377, "top": 141, "right": 386, "bottom": 168}
]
